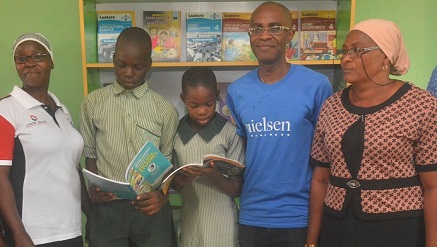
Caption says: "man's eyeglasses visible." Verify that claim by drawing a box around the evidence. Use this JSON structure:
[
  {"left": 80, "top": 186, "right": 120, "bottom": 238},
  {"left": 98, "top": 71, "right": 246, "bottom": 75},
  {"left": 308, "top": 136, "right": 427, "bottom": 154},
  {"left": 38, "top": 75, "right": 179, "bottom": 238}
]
[
  {"left": 339, "top": 47, "right": 380, "bottom": 58},
  {"left": 248, "top": 26, "right": 291, "bottom": 36},
  {"left": 14, "top": 53, "right": 48, "bottom": 64}
]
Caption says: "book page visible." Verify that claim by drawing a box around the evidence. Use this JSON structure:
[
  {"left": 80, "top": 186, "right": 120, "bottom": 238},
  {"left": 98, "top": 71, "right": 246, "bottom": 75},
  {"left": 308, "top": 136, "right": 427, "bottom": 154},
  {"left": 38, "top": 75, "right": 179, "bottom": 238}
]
[
  {"left": 82, "top": 168, "right": 137, "bottom": 200},
  {"left": 160, "top": 163, "right": 204, "bottom": 195},
  {"left": 203, "top": 154, "right": 245, "bottom": 177}
]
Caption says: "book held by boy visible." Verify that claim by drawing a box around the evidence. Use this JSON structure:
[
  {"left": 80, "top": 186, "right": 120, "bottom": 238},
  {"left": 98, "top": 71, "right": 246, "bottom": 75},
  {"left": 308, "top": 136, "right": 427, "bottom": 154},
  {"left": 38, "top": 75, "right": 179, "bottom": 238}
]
[
  {"left": 82, "top": 141, "right": 173, "bottom": 200},
  {"left": 186, "top": 12, "right": 222, "bottom": 62},
  {"left": 97, "top": 11, "right": 135, "bottom": 63},
  {"left": 143, "top": 10, "right": 181, "bottom": 62}
]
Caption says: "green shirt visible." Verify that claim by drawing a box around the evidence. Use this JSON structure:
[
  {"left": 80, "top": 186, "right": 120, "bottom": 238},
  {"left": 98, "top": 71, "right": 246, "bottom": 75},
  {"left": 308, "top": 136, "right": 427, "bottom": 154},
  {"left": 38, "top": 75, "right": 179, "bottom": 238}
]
[{"left": 79, "top": 81, "right": 179, "bottom": 181}]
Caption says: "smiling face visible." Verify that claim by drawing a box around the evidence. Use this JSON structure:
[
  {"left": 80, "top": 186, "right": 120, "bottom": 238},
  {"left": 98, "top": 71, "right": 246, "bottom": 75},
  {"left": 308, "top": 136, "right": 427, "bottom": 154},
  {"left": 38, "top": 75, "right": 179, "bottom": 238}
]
[
  {"left": 14, "top": 40, "right": 53, "bottom": 90},
  {"left": 341, "top": 30, "right": 389, "bottom": 85},
  {"left": 249, "top": 3, "right": 294, "bottom": 65},
  {"left": 181, "top": 85, "right": 217, "bottom": 130}
]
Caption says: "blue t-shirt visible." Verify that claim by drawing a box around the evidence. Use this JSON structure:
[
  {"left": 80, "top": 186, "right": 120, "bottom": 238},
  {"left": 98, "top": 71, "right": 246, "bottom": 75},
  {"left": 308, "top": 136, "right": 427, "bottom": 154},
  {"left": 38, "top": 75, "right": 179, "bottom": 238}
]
[{"left": 227, "top": 65, "right": 332, "bottom": 228}]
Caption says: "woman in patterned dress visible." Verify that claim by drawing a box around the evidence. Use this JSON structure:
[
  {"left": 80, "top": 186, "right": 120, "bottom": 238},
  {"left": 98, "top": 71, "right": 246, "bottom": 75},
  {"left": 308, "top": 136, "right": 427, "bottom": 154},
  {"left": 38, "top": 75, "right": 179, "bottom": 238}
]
[{"left": 305, "top": 19, "right": 437, "bottom": 247}]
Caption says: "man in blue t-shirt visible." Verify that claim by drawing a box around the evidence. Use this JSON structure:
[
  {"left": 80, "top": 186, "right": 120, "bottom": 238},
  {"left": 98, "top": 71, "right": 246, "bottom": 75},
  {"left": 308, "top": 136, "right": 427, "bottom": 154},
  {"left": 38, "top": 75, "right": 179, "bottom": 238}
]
[{"left": 226, "top": 2, "right": 332, "bottom": 247}]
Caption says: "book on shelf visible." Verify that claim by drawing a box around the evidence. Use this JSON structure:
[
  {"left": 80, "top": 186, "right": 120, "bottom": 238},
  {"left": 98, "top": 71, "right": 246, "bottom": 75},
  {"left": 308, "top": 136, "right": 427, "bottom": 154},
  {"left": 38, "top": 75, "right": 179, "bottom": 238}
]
[
  {"left": 160, "top": 154, "right": 245, "bottom": 194},
  {"left": 82, "top": 141, "right": 173, "bottom": 199},
  {"left": 97, "top": 11, "right": 135, "bottom": 63},
  {"left": 217, "top": 82, "right": 234, "bottom": 124},
  {"left": 286, "top": 11, "right": 300, "bottom": 62},
  {"left": 143, "top": 10, "right": 181, "bottom": 62},
  {"left": 221, "top": 12, "right": 256, "bottom": 62},
  {"left": 186, "top": 12, "right": 222, "bottom": 62},
  {"left": 300, "top": 10, "right": 337, "bottom": 61}
]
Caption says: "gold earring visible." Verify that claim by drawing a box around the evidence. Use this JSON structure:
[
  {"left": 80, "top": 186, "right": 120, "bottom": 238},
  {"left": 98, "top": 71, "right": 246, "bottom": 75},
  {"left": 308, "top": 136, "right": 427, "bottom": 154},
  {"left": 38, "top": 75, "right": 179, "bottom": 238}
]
[{"left": 382, "top": 64, "right": 388, "bottom": 71}]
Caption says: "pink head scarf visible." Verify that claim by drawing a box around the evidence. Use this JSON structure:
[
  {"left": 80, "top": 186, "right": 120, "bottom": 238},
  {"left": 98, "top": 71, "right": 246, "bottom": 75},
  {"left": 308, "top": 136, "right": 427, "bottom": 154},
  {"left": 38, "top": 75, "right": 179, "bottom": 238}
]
[{"left": 352, "top": 19, "right": 409, "bottom": 76}]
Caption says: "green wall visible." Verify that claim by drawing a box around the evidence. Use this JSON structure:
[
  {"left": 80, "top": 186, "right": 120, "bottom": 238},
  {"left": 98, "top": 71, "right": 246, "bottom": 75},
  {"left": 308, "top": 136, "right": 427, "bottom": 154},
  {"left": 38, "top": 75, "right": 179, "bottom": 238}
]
[
  {"left": 0, "top": 0, "right": 436, "bottom": 245},
  {"left": 355, "top": 0, "right": 437, "bottom": 89},
  {"left": 1, "top": 0, "right": 436, "bottom": 123},
  {"left": 0, "top": 0, "right": 83, "bottom": 124}
]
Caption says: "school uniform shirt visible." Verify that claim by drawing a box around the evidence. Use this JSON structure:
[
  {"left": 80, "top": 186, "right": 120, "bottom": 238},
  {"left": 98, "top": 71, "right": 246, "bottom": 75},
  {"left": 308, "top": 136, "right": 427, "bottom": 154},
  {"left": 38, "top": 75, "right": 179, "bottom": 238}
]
[
  {"left": 174, "top": 114, "right": 245, "bottom": 247},
  {"left": 311, "top": 83, "right": 437, "bottom": 220},
  {"left": 79, "top": 80, "right": 179, "bottom": 181},
  {"left": 0, "top": 86, "right": 83, "bottom": 244}
]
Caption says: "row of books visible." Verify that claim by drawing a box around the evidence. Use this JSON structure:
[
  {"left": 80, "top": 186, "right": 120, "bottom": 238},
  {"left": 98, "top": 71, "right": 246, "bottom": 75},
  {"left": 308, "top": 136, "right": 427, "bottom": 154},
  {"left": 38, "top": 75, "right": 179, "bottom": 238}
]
[{"left": 97, "top": 10, "right": 336, "bottom": 63}]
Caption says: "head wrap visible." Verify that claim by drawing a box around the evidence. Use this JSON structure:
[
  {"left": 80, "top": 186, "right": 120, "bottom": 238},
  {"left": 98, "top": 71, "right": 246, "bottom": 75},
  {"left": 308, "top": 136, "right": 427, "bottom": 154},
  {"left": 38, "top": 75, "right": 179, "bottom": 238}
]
[
  {"left": 12, "top": 32, "right": 54, "bottom": 63},
  {"left": 352, "top": 19, "right": 409, "bottom": 75}
]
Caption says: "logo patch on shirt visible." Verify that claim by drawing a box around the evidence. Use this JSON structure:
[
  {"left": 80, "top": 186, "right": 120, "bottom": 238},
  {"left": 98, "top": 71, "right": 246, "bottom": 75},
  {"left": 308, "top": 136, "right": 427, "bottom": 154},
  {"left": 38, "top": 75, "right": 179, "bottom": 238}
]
[
  {"left": 245, "top": 117, "right": 291, "bottom": 137},
  {"left": 26, "top": 114, "right": 48, "bottom": 128}
]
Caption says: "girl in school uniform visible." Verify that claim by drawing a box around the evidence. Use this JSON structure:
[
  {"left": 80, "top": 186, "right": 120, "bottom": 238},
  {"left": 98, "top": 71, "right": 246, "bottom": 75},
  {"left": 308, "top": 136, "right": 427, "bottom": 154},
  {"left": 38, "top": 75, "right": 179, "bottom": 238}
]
[{"left": 172, "top": 66, "right": 245, "bottom": 247}]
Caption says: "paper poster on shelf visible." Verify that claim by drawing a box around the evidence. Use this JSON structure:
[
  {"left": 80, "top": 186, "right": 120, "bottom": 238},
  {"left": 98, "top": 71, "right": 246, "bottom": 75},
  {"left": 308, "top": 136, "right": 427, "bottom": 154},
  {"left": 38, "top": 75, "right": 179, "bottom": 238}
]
[
  {"left": 300, "top": 10, "right": 337, "bottom": 61},
  {"left": 221, "top": 12, "right": 256, "bottom": 62},
  {"left": 286, "top": 11, "right": 300, "bottom": 62},
  {"left": 97, "top": 11, "right": 135, "bottom": 63},
  {"left": 143, "top": 11, "right": 181, "bottom": 62},
  {"left": 186, "top": 12, "right": 222, "bottom": 62}
]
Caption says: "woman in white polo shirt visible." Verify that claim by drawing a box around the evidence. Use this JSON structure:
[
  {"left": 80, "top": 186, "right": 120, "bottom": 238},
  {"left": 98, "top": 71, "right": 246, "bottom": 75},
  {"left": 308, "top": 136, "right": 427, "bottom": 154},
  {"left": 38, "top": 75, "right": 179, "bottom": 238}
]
[{"left": 0, "top": 32, "right": 90, "bottom": 247}]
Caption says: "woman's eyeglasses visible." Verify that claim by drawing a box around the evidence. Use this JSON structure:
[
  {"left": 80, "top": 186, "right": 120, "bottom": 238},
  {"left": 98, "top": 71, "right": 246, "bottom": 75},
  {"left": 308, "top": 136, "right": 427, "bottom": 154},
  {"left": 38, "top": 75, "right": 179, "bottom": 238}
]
[
  {"left": 14, "top": 53, "right": 48, "bottom": 64},
  {"left": 339, "top": 47, "right": 380, "bottom": 58}
]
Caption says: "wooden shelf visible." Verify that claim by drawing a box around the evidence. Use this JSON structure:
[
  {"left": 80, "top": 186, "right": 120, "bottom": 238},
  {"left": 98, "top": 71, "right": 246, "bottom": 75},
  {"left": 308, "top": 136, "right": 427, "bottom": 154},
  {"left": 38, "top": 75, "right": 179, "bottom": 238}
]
[
  {"left": 79, "top": 0, "right": 354, "bottom": 95},
  {"left": 85, "top": 60, "right": 340, "bottom": 69}
]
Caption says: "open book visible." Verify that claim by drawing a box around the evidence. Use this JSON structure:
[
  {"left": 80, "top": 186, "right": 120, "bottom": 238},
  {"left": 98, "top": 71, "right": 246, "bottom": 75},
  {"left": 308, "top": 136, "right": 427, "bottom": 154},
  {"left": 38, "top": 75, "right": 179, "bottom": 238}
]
[
  {"left": 160, "top": 154, "right": 245, "bottom": 194},
  {"left": 82, "top": 141, "right": 173, "bottom": 200}
]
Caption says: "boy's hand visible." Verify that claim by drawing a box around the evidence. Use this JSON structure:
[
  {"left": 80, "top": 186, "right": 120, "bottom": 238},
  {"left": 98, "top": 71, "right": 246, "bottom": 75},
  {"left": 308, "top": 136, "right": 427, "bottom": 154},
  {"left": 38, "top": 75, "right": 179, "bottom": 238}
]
[
  {"left": 133, "top": 190, "right": 168, "bottom": 216},
  {"left": 88, "top": 185, "right": 116, "bottom": 203}
]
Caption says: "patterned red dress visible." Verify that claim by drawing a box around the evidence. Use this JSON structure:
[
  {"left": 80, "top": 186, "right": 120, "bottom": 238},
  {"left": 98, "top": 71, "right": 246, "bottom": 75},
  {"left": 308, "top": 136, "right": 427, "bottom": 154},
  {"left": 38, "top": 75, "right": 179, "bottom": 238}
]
[{"left": 311, "top": 82, "right": 437, "bottom": 246}]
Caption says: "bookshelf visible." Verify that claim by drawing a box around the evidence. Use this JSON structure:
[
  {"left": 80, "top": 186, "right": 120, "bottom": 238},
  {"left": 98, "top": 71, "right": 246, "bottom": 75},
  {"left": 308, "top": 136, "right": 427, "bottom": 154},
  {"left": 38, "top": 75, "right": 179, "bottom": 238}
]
[{"left": 78, "top": 0, "right": 355, "bottom": 102}]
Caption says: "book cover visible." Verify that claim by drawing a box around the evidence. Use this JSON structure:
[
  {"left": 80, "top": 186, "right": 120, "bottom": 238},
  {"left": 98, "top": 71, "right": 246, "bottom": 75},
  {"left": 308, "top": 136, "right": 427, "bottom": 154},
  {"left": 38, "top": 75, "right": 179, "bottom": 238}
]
[
  {"left": 217, "top": 82, "right": 234, "bottom": 123},
  {"left": 186, "top": 12, "right": 222, "bottom": 62},
  {"left": 97, "top": 11, "right": 135, "bottom": 63},
  {"left": 143, "top": 11, "right": 181, "bottom": 62},
  {"left": 83, "top": 141, "right": 173, "bottom": 199},
  {"left": 300, "top": 10, "right": 337, "bottom": 61},
  {"left": 221, "top": 12, "right": 256, "bottom": 62},
  {"left": 286, "top": 11, "right": 300, "bottom": 62}
]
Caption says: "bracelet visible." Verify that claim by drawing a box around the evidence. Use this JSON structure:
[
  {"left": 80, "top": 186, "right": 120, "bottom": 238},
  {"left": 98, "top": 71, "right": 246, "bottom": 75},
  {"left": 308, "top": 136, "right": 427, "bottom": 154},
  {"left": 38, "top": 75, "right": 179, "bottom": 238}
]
[{"left": 305, "top": 244, "right": 318, "bottom": 247}]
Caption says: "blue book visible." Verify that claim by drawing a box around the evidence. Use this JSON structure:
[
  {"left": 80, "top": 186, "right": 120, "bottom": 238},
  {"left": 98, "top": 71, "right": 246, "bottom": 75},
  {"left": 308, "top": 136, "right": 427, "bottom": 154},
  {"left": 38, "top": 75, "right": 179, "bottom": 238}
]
[
  {"left": 97, "top": 11, "right": 135, "bottom": 63},
  {"left": 186, "top": 12, "right": 222, "bottom": 62},
  {"left": 83, "top": 141, "right": 173, "bottom": 199}
]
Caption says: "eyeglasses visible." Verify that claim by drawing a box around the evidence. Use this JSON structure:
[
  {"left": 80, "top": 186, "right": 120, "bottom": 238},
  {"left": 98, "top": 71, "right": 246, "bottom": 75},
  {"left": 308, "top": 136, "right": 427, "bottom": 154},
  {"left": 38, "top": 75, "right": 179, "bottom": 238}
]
[
  {"left": 248, "top": 26, "right": 291, "bottom": 36},
  {"left": 14, "top": 53, "right": 48, "bottom": 64},
  {"left": 339, "top": 47, "right": 380, "bottom": 58}
]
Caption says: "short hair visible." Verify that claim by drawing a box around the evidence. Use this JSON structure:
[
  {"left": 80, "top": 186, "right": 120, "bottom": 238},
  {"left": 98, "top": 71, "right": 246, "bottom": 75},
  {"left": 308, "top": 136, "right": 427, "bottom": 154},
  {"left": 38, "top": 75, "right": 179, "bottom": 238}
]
[
  {"left": 115, "top": 27, "right": 152, "bottom": 54},
  {"left": 181, "top": 67, "right": 217, "bottom": 95},
  {"left": 251, "top": 1, "right": 293, "bottom": 26}
]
